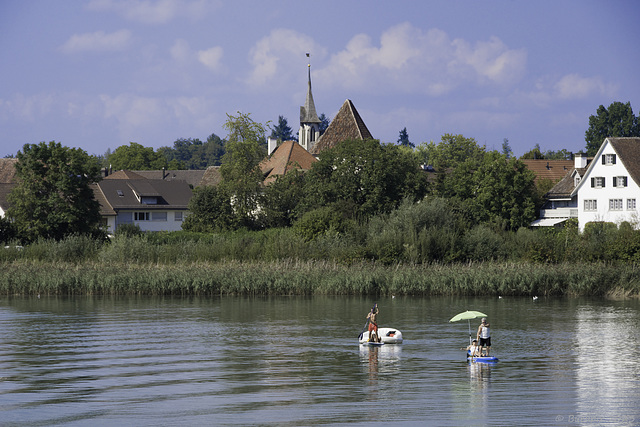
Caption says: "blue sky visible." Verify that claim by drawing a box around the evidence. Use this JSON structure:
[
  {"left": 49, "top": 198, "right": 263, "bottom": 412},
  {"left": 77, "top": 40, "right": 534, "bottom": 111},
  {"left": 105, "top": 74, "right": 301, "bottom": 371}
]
[{"left": 1, "top": 0, "right": 639, "bottom": 158}]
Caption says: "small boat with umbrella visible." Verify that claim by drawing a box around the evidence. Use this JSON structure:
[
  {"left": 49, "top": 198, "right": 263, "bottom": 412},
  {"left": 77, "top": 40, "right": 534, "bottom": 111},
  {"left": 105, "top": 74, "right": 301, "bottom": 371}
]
[{"left": 449, "top": 310, "right": 498, "bottom": 363}]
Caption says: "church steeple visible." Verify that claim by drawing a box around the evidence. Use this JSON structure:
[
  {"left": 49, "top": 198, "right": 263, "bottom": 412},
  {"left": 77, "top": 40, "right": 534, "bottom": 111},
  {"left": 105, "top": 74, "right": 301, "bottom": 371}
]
[{"left": 299, "top": 54, "right": 321, "bottom": 152}]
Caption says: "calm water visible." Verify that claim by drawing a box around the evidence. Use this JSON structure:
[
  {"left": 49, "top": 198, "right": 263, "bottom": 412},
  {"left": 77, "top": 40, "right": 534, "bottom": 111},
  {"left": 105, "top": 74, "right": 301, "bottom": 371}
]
[{"left": 0, "top": 295, "right": 639, "bottom": 426}]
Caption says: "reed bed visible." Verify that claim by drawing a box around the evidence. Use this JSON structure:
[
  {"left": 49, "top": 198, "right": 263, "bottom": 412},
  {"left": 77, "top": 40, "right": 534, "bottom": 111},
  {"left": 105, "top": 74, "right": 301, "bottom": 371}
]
[{"left": 1, "top": 259, "right": 638, "bottom": 297}]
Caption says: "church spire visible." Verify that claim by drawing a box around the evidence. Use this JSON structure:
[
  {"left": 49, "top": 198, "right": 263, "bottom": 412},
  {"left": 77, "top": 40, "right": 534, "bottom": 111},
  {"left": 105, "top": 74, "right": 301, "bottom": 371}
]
[{"left": 299, "top": 53, "right": 321, "bottom": 152}]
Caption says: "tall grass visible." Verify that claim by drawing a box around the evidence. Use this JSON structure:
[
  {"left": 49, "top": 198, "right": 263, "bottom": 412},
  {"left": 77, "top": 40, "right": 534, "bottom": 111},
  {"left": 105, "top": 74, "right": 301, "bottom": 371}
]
[{"left": 1, "top": 259, "right": 638, "bottom": 297}]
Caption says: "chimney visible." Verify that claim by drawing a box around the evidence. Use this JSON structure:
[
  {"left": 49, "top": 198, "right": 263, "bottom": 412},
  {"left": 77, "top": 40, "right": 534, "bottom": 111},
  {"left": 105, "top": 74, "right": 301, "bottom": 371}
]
[
  {"left": 575, "top": 152, "right": 587, "bottom": 169},
  {"left": 267, "top": 137, "right": 278, "bottom": 155}
]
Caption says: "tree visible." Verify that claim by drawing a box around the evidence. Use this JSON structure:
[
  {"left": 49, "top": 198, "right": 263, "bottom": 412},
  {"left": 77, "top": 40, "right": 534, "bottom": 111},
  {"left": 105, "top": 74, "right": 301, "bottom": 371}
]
[
  {"left": 501, "top": 138, "right": 513, "bottom": 159},
  {"left": 107, "top": 142, "right": 169, "bottom": 170},
  {"left": 219, "top": 112, "right": 268, "bottom": 229},
  {"left": 470, "top": 152, "right": 537, "bottom": 230},
  {"left": 585, "top": 101, "right": 639, "bottom": 156},
  {"left": 397, "top": 127, "right": 414, "bottom": 148},
  {"left": 8, "top": 141, "right": 105, "bottom": 242},
  {"left": 300, "top": 139, "right": 428, "bottom": 220},
  {"left": 318, "top": 113, "right": 330, "bottom": 136},
  {"left": 260, "top": 169, "right": 307, "bottom": 228},
  {"left": 270, "top": 116, "right": 295, "bottom": 142},
  {"left": 520, "top": 143, "right": 543, "bottom": 159},
  {"left": 182, "top": 185, "right": 235, "bottom": 232}
]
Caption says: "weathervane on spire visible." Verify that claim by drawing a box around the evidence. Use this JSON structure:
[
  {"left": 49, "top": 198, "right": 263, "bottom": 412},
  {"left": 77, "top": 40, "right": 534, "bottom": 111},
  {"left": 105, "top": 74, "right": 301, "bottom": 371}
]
[{"left": 306, "top": 52, "right": 310, "bottom": 67}]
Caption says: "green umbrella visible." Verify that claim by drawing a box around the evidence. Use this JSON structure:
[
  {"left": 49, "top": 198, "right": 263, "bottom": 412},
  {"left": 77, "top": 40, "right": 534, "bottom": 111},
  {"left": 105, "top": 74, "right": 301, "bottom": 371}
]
[{"left": 449, "top": 310, "right": 487, "bottom": 344}]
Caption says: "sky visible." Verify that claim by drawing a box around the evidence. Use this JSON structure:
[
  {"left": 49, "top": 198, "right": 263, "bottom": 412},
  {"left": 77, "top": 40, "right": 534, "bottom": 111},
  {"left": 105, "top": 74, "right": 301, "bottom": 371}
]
[{"left": 1, "top": 0, "right": 639, "bottom": 159}]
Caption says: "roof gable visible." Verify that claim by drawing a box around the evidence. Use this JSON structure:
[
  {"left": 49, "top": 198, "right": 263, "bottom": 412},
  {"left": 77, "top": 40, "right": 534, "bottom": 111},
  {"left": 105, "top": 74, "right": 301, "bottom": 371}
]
[
  {"left": 571, "top": 137, "right": 640, "bottom": 196},
  {"left": 260, "top": 140, "right": 317, "bottom": 184},
  {"left": 310, "top": 99, "right": 373, "bottom": 155},
  {"left": 607, "top": 137, "right": 640, "bottom": 187}
]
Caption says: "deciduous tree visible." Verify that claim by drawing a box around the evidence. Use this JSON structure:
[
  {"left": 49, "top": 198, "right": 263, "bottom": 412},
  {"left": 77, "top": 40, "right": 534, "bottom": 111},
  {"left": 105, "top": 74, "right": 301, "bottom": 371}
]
[
  {"left": 8, "top": 141, "right": 105, "bottom": 242},
  {"left": 585, "top": 101, "right": 639, "bottom": 156},
  {"left": 108, "top": 142, "right": 170, "bottom": 170}
]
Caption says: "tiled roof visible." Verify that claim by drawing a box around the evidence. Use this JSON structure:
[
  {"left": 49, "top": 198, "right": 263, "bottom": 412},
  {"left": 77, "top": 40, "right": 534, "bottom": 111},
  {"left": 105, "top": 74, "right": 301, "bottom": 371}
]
[
  {"left": 310, "top": 99, "right": 373, "bottom": 155},
  {"left": 520, "top": 159, "right": 574, "bottom": 184},
  {"left": 0, "top": 158, "right": 18, "bottom": 184},
  {"left": 545, "top": 168, "right": 587, "bottom": 199},
  {"left": 260, "top": 140, "right": 317, "bottom": 184},
  {"left": 132, "top": 170, "right": 206, "bottom": 187},
  {"left": 608, "top": 137, "right": 640, "bottom": 187},
  {"left": 104, "top": 170, "right": 147, "bottom": 180},
  {"left": 97, "top": 179, "right": 192, "bottom": 210},
  {"left": 199, "top": 166, "right": 222, "bottom": 187}
]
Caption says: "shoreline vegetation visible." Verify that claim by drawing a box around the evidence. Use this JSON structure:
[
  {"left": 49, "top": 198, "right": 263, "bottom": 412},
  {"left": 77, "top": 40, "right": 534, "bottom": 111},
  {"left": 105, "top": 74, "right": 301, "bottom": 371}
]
[
  {"left": 1, "top": 259, "right": 638, "bottom": 298},
  {"left": 2, "top": 229, "right": 640, "bottom": 298}
]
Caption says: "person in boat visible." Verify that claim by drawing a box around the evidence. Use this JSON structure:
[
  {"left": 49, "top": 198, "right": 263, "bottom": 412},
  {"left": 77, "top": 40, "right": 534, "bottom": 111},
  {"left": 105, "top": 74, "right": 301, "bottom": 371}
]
[
  {"left": 476, "top": 317, "right": 491, "bottom": 356},
  {"left": 366, "top": 304, "right": 380, "bottom": 343},
  {"left": 465, "top": 339, "right": 480, "bottom": 357}
]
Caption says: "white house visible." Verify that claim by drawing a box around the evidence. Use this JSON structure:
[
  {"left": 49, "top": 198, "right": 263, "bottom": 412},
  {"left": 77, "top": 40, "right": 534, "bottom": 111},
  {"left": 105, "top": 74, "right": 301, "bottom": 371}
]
[
  {"left": 531, "top": 153, "right": 590, "bottom": 227},
  {"left": 572, "top": 137, "right": 640, "bottom": 231}
]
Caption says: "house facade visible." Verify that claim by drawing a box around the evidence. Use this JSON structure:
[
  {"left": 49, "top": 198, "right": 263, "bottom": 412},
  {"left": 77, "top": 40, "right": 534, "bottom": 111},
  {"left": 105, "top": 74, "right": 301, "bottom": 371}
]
[
  {"left": 95, "top": 171, "right": 192, "bottom": 234},
  {"left": 572, "top": 137, "right": 640, "bottom": 230},
  {"left": 531, "top": 153, "right": 590, "bottom": 227}
]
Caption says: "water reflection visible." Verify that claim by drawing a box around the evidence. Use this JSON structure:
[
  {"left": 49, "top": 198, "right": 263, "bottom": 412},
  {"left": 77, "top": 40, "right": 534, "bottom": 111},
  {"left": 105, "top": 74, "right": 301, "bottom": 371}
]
[{"left": 0, "top": 295, "right": 639, "bottom": 426}]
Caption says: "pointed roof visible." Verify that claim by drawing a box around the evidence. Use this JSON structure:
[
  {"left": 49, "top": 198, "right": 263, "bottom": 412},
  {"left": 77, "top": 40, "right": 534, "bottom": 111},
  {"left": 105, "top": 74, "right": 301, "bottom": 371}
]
[
  {"left": 310, "top": 99, "right": 373, "bottom": 155},
  {"left": 607, "top": 137, "right": 640, "bottom": 187},
  {"left": 260, "top": 140, "right": 317, "bottom": 184},
  {"left": 300, "top": 65, "right": 321, "bottom": 124},
  {"left": 572, "top": 137, "right": 640, "bottom": 196}
]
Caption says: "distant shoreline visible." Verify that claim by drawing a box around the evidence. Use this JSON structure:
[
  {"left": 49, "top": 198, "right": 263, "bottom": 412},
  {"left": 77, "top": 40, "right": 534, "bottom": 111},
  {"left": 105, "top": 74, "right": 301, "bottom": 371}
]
[{"left": 1, "top": 260, "right": 638, "bottom": 298}]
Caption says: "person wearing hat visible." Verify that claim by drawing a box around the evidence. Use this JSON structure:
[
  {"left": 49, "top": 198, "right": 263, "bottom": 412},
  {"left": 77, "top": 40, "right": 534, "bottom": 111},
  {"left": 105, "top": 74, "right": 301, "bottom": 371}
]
[{"left": 476, "top": 317, "right": 491, "bottom": 356}]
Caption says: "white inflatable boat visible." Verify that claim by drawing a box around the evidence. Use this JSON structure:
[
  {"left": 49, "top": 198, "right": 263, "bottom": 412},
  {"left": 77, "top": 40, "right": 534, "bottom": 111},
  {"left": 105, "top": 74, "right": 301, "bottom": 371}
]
[{"left": 359, "top": 327, "right": 403, "bottom": 344}]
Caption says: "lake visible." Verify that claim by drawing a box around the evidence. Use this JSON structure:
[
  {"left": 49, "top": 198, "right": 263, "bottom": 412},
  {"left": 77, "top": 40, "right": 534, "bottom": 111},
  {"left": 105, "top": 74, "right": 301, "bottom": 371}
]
[{"left": 0, "top": 295, "right": 638, "bottom": 426}]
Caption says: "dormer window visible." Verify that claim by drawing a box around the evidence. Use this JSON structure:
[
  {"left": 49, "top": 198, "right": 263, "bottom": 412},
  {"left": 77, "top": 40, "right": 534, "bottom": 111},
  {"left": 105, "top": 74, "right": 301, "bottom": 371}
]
[
  {"left": 602, "top": 154, "right": 616, "bottom": 165},
  {"left": 574, "top": 176, "right": 581, "bottom": 187}
]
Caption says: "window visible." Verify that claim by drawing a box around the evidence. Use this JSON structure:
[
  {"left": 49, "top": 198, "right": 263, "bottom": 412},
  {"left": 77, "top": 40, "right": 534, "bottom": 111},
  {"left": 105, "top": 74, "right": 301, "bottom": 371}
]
[
  {"left": 590, "top": 177, "right": 605, "bottom": 188},
  {"left": 602, "top": 153, "right": 617, "bottom": 165},
  {"left": 574, "top": 176, "right": 581, "bottom": 187},
  {"left": 628, "top": 199, "right": 637, "bottom": 210},
  {"left": 609, "top": 199, "right": 623, "bottom": 211},
  {"left": 613, "top": 176, "right": 628, "bottom": 188},
  {"left": 175, "top": 212, "right": 183, "bottom": 221},
  {"left": 584, "top": 200, "right": 597, "bottom": 211},
  {"left": 152, "top": 212, "right": 167, "bottom": 221},
  {"left": 134, "top": 212, "right": 149, "bottom": 221}
]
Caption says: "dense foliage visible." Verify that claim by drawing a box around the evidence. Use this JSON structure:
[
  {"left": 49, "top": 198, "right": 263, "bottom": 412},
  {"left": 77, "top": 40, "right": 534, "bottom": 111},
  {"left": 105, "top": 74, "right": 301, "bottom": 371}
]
[
  {"left": 158, "top": 134, "right": 226, "bottom": 169},
  {"left": 7, "top": 141, "right": 105, "bottom": 242},
  {"left": 585, "top": 101, "right": 639, "bottom": 156}
]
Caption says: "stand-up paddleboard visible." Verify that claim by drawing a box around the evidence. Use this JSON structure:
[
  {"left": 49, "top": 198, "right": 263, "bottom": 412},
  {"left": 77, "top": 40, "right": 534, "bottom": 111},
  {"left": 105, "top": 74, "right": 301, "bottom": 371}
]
[
  {"left": 362, "top": 341, "right": 385, "bottom": 347},
  {"left": 467, "top": 351, "right": 498, "bottom": 363}
]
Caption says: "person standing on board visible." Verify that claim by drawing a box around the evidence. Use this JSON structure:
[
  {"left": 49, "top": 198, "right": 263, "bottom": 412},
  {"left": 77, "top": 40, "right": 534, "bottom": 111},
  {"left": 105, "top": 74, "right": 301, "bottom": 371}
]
[
  {"left": 367, "top": 304, "right": 379, "bottom": 343},
  {"left": 476, "top": 317, "right": 491, "bottom": 356}
]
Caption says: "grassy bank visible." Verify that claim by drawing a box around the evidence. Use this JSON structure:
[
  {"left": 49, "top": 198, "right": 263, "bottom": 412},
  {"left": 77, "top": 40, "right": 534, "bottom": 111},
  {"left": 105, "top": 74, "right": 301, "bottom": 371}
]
[{"left": 1, "top": 260, "right": 639, "bottom": 297}]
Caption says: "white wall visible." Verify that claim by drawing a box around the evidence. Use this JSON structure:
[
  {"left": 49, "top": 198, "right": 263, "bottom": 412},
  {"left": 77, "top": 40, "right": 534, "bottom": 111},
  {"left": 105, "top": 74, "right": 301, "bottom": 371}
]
[{"left": 577, "top": 142, "right": 640, "bottom": 230}]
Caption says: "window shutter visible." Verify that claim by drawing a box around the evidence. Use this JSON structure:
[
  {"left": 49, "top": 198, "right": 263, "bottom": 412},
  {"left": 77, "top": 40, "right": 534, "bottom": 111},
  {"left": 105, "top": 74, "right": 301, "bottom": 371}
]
[
  {"left": 591, "top": 177, "right": 595, "bottom": 187},
  {"left": 602, "top": 155, "right": 606, "bottom": 165},
  {"left": 624, "top": 176, "right": 628, "bottom": 187},
  {"left": 613, "top": 177, "right": 617, "bottom": 187},
  {"left": 602, "top": 177, "right": 605, "bottom": 187},
  {"left": 612, "top": 154, "right": 616, "bottom": 164}
]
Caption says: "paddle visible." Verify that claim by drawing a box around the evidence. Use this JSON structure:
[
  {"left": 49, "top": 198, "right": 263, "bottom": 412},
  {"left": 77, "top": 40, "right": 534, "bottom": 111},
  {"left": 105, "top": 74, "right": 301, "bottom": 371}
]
[{"left": 358, "top": 303, "right": 377, "bottom": 340}]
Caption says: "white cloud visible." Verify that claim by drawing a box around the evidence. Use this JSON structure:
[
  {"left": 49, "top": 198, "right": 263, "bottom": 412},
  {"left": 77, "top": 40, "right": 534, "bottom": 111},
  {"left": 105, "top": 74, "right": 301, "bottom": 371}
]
[
  {"left": 247, "top": 29, "right": 325, "bottom": 87},
  {"left": 318, "top": 22, "right": 527, "bottom": 95},
  {"left": 60, "top": 29, "right": 131, "bottom": 54},
  {"left": 0, "top": 93, "right": 55, "bottom": 122},
  {"left": 197, "top": 47, "right": 224, "bottom": 72},
  {"left": 87, "top": 0, "right": 212, "bottom": 24},
  {"left": 554, "top": 74, "right": 617, "bottom": 99}
]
